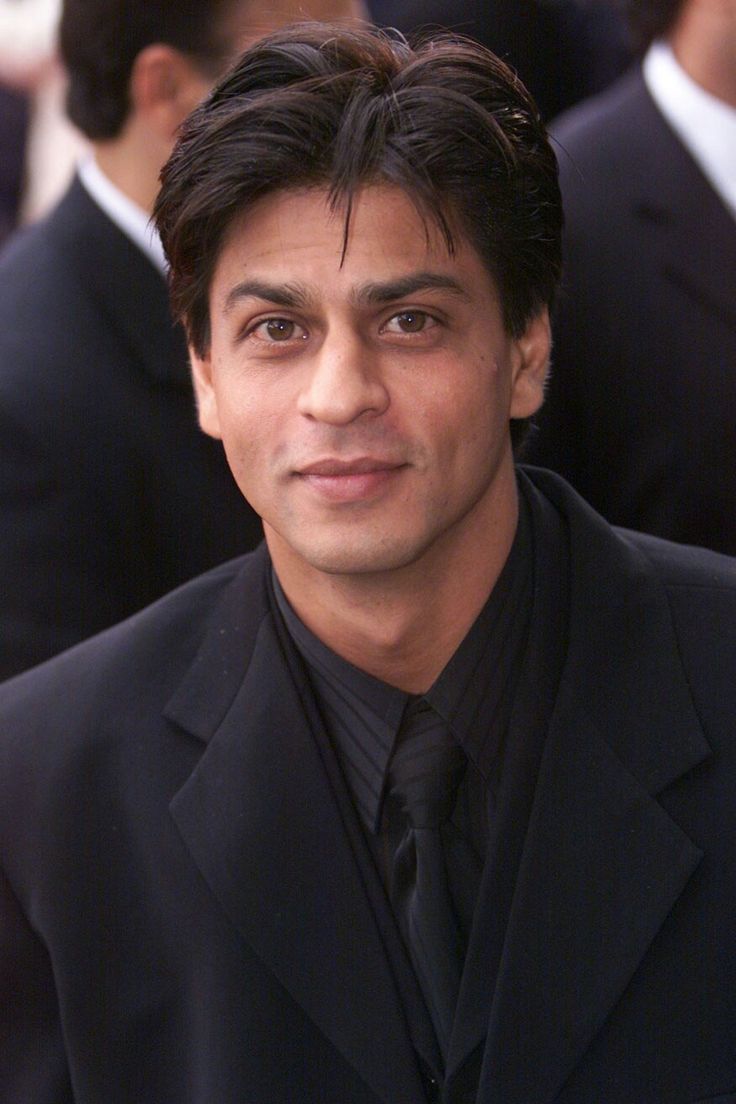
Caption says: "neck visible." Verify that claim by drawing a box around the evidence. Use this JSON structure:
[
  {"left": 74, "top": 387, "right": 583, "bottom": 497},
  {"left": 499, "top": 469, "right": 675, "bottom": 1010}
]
[
  {"left": 268, "top": 468, "right": 520, "bottom": 694},
  {"left": 93, "top": 127, "right": 165, "bottom": 215},
  {"left": 669, "top": 1, "right": 736, "bottom": 107}
]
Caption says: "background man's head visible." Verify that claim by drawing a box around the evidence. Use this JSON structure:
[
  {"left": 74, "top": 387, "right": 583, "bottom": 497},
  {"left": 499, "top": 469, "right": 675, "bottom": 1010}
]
[
  {"left": 155, "top": 22, "right": 562, "bottom": 360},
  {"left": 624, "top": 0, "right": 736, "bottom": 105},
  {"left": 60, "top": 1, "right": 368, "bottom": 210},
  {"left": 60, "top": 0, "right": 242, "bottom": 140},
  {"left": 61, "top": 0, "right": 368, "bottom": 139}
]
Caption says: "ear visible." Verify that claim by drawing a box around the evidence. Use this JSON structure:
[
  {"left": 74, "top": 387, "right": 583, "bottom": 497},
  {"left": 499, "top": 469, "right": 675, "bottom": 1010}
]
[
  {"left": 189, "top": 345, "right": 223, "bottom": 440},
  {"left": 129, "top": 44, "right": 211, "bottom": 139},
  {"left": 509, "top": 308, "right": 551, "bottom": 420}
]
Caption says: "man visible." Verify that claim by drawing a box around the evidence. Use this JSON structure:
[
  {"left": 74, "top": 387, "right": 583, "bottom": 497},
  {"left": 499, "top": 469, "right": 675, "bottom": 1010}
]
[
  {"left": 526, "top": 0, "right": 736, "bottom": 555},
  {"left": 0, "top": 0, "right": 364, "bottom": 680},
  {"left": 2, "top": 23, "right": 736, "bottom": 1103}
]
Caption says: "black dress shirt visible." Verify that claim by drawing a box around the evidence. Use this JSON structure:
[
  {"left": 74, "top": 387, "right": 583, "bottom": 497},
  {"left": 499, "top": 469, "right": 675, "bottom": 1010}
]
[
  {"left": 271, "top": 476, "right": 570, "bottom": 1100},
  {"left": 273, "top": 495, "right": 532, "bottom": 922}
]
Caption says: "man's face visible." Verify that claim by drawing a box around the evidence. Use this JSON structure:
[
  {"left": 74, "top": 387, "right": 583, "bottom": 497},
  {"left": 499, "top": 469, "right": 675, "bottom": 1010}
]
[{"left": 191, "top": 185, "right": 549, "bottom": 583}]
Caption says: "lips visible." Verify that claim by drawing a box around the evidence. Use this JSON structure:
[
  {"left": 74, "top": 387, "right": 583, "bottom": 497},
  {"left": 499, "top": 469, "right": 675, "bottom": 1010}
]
[
  {"left": 297, "top": 457, "right": 404, "bottom": 477},
  {"left": 295, "top": 457, "right": 407, "bottom": 502}
]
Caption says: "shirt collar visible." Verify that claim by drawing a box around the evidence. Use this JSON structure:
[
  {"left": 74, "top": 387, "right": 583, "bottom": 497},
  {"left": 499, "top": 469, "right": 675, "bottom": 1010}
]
[
  {"left": 643, "top": 40, "right": 736, "bottom": 218},
  {"left": 425, "top": 497, "right": 532, "bottom": 777},
  {"left": 272, "top": 572, "right": 408, "bottom": 731},
  {"left": 273, "top": 491, "right": 533, "bottom": 830},
  {"left": 77, "top": 154, "right": 168, "bottom": 274}
]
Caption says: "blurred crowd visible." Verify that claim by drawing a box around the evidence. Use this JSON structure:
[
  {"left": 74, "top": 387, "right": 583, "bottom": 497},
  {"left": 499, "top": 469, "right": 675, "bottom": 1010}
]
[{"left": 0, "top": 0, "right": 734, "bottom": 680}]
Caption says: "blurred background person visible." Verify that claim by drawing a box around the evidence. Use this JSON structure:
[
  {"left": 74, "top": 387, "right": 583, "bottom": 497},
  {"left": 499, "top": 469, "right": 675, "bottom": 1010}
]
[
  {"left": 0, "top": 0, "right": 366, "bottom": 680},
  {"left": 527, "top": 0, "right": 736, "bottom": 555},
  {"left": 0, "top": 0, "right": 86, "bottom": 244},
  {"left": 368, "top": 0, "right": 633, "bottom": 120}
]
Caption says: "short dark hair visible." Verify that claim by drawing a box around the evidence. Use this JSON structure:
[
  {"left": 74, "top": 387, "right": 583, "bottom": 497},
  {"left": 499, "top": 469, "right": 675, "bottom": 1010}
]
[
  {"left": 60, "top": 0, "right": 238, "bottom": 139},
  {"left": 155, "top": 23, "right": 562, "bottom": 367},
  {"left": 624, "top": 0, "right": 686, "bottom": 51}
]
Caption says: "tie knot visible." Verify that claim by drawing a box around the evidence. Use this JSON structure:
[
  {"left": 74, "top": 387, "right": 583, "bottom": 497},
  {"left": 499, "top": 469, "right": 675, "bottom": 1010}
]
[{"left": 387, "top": 699, "right": 466, "bottom": 828}]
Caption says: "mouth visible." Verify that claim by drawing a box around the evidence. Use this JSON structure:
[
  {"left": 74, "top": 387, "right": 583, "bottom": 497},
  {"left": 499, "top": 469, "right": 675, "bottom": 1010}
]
[
  {"left": 298, "top": 457, "right": 404, "bottom": 477},
  {"left": 294, "top": 457, "right": 408, "bottom": 502}
]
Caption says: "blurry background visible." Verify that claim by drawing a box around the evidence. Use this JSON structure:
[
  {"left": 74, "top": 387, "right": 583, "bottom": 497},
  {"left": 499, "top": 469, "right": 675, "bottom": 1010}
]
[{"left": 0, "top": 0, "right": 634, "bottom": 248}]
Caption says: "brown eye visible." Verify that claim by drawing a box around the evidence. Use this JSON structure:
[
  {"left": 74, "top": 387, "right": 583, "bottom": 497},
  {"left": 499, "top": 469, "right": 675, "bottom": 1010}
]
[
  {"left": 381, "top": 310, "right": 439, "bottom": 338},
  {"left": 395, "top": 311, "right": 427, "bottom": 333},
  {"left": 265, "top": 319, "right": 296, "bottom": 341}
]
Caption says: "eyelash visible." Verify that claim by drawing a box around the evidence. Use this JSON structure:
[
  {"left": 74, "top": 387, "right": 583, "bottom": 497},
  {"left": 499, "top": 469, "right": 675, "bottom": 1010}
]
[
  {"left": 380, "top": 310, "right": 439, "bottom": 336},
  {"left": 241, "top": 308, "right": 442, "bottom": 347},
  {"left": 245, "top": 318, "right": 307, "bottom": 343}
]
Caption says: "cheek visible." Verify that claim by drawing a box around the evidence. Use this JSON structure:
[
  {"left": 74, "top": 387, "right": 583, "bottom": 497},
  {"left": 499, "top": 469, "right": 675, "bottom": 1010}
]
[
  {"left": 215, "top": 397, "right": 262, "bottom": 464},
  {"left": 446, "top": 368, "right": 511, "bottom": 478},
  {"left": 216, "top": 391, "right": 288, "bottom": 486},
  {"left": 432, "top": 358, "right": 504, "bottom": 442}
]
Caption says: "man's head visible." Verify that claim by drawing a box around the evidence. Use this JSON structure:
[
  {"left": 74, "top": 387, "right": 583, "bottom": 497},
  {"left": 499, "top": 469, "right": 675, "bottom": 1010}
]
[
  {"left": 155, "top": 25, "right": 561, "bottom": 588},
  {"left": 60, "top": 1, "right": 368, "bottom": 152},
  {"left": 60, "top": 0, "right": 248, "bottom": 140},
  {"left": 60, "top": 1, "right": 368, "bottom": 210},
  {"left": 156, "top": 24, "right": 562, "bottom": 359},
  {"left": 624, "top": 0, "right": 736, "bottom": 103}
]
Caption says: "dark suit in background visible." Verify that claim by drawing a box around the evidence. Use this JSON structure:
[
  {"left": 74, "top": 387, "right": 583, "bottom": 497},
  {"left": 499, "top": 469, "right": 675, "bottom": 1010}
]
[
  {"left": 0, "top": 85, "right": 29, "bottom": 247},
  {"left": 368, "top": 0, "right": 632, "bottom": 120},
  {"left": 527, "top": 68, "right": 736, "bottom": 554},
  {"left": 0, "top": 177, "right": 262, "bottom": 679},
  {"left": 2, "top": 469, "right": 736, "bottom": 1103}
]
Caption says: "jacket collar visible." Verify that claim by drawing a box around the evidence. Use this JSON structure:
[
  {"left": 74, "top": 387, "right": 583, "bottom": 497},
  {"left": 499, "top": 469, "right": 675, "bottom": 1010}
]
[
  {"left": 166, "top": 550, "right": 425, "bottom": 1103},
  {"left": 628, "top": 71, "right": 736, "bottom": 332},
  {"left": 475, "top": 470, "right": 708, "bottom": 1102}
]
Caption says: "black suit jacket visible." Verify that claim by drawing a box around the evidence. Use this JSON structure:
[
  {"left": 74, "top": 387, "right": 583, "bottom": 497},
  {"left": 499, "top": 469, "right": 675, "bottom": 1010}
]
[
  {"left": 1, "top": 468, "right": 736, "bottom": 1102},
  {"left": 527, "top": 68, "right": 736, "bottom": 555},
  {"left": 0, "top": 177, "right": 262, "bottom": 679}
]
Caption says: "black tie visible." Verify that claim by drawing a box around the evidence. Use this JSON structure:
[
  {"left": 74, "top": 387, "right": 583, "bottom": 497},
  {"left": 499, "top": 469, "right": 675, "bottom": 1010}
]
[{"left": 386, "top": 698, "right": 468, "bottom": 1062}]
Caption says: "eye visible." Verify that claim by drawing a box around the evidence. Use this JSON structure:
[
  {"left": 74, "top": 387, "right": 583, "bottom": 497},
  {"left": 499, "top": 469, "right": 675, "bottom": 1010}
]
[
  {"left": 248, "top": 317, "right": 307, "bottom": 343},
  {"left": 381, "top": 310, "right": 438, "bottom": 335}
]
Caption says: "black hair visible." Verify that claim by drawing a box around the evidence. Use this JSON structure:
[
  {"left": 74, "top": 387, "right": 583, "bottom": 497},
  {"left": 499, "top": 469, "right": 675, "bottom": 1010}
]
[{"left": 156, "top": 21, "right": 562, "bottom": 373}]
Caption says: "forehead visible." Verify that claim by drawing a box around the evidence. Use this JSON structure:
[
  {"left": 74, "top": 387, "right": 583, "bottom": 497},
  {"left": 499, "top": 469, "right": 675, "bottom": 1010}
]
[{"left": 210, "top": 184, "right": 494, "bottom": 304}]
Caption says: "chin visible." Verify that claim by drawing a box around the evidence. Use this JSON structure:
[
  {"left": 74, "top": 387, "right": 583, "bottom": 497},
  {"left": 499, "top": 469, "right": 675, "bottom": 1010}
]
[{"left": 289, "top": 531, "right": 432, "bottom": 578}]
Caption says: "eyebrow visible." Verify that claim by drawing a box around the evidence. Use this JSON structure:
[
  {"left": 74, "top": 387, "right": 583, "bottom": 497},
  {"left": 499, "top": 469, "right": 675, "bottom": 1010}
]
[
  {"left": 354, "top": 272, "right": 471, "bottom": 305},
  {"left": 223, "top": 272, "right": 471, "bottom": 314},
  {"left": 224, "top": 280, "right": 312, "bottom": 314}
]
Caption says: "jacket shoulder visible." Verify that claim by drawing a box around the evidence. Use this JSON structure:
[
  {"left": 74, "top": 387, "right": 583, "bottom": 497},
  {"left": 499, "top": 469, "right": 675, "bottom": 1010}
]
[
  {"left": 551, "top": 67, "right": 668, "bottom": 208},
  {"left": 0, "top": 552, "right": 259, "bottom": 739},
  {"left": 619, "top": 528, "right": 736, "bottom": 594},
  {"left": 0, "top": 181, "right": 88, "bottom": 291},
  {"left": 618, "top": 530, "right": 736, "bottom": 731},
  {"left": 0, "top": 189, "right": 108, "bottom": 395},
  {"left": 552, "top": 67, "right": 649, "bottom": 154}
]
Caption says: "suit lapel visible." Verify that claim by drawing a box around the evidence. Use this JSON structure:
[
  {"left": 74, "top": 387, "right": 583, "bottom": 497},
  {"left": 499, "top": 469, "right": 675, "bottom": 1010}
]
[
  {"left": 630, "top": 78, "right": 736, "bottom": 333},
  {"left": 165, "top": 557, "right": 423, "bottom": 1104},
  {"left": 476, "top": 472, "right": 710, "bottom": 1103}
]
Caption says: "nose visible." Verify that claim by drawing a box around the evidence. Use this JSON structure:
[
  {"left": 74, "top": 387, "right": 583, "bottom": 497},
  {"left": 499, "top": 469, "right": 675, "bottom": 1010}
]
[{"left": 297, "top": 328, "right": 390, "bottom": 425}]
